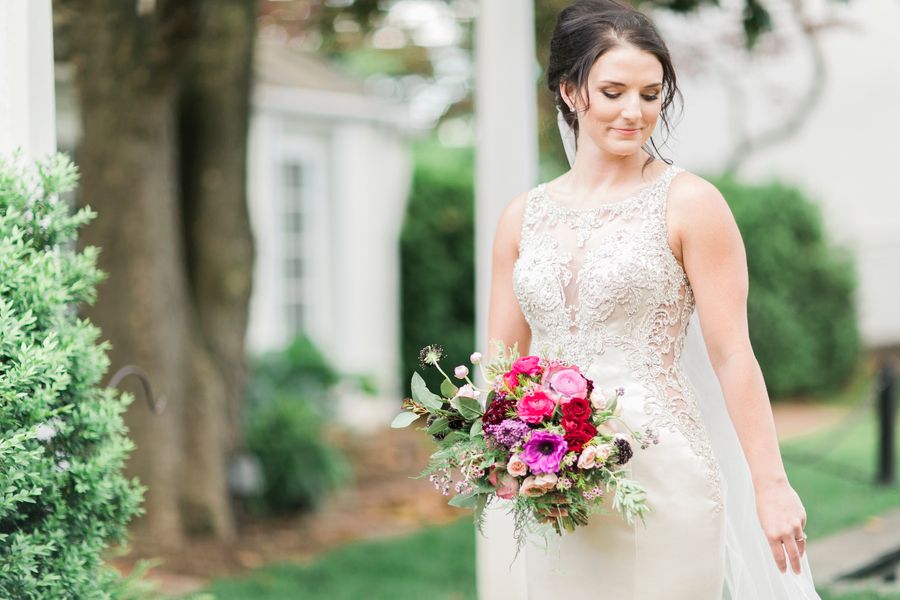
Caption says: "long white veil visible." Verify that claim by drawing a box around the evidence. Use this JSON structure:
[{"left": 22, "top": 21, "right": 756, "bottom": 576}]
[{"left": 556, "top": 110, "right": 821, "bottom": 598}]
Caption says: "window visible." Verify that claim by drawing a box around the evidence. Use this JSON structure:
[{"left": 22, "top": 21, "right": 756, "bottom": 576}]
[{"left": 282, "top": 161, "right": 306, "bottom": 336}]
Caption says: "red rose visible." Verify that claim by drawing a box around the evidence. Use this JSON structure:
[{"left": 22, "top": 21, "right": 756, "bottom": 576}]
[
  {"left": 564, "top": 420, "right": 597, "bottom": 453},
  {"left": 561, "top": 397, "right": 591, "bottom": 422}
]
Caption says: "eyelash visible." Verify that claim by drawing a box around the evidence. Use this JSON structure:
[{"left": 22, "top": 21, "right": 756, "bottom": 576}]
[{"left": 602, "top": 91, "right": 660, "bottom": 101}]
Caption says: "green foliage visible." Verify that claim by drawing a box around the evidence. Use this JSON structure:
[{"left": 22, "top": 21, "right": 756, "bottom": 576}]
[
  {"left": 399, "top": 140, "right": 475, "bottom": 393},
  {"left": 244, "top": 336, "right": 349, "bottom": 514},
  {"left": 0, "top": 154, "right": 143, "bottom": 599},
  {"left": 714, "top": 177, "right": 860, "bottom": 398},
  {"left": 200, "top": 519, "right": 477, "bottom": 600}
]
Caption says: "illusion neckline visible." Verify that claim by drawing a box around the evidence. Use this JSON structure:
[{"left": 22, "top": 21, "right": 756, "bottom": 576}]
[{"left": 539, "top": 163, "right": 675, "bottom": 213}]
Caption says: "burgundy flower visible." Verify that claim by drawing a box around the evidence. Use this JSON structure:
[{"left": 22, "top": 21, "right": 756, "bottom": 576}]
[
  {"left": 561, "top": 397, "right": 592, "bottom": 422},
  {"left": 614, "top": 436, "right": 634, "bottom": 465},
  {"left": 564, "top": 420, "right": 598, "bottom": 454},
  {"left": 483, "top": 394, "right": 515, "bottom": 427}
]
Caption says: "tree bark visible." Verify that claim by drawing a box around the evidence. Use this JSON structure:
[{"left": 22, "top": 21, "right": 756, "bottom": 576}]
[
  {"left": 55, "top": 0, "right": 256, "bottom": 546},
  {"left": 58, "top": 1, "right": 196, "bottom": 549},
  {"left": 176, "top": 0, "right": 256, "bottom": 538}
]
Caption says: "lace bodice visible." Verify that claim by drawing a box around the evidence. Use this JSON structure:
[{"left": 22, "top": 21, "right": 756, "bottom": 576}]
[{"left": 513, "top": 164, "right": 722, "bottom": 509}]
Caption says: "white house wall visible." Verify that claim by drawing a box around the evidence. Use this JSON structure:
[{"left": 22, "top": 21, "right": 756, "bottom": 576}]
[
  {"left": 656, "top": 0, "right": 900, "bottom": 347},
  {"left": 247, "top": 83, "right": 413, "bottom": 428}
]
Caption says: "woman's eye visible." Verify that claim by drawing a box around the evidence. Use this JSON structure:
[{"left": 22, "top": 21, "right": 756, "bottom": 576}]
[{"left": 602, "top": 91, "right": 659, "bottom": 101}]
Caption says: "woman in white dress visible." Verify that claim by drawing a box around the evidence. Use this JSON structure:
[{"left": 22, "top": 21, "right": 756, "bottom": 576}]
[{"left": 484, "top": 0, "right": 820, "bottom": 597}]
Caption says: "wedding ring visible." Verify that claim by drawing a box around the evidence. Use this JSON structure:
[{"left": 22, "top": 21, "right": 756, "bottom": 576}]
[{"left": 795, "top": 532, "right": 808, "bottom": 542}]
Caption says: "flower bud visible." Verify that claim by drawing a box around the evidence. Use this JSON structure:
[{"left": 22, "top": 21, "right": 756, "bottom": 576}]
[
  {"left": 454, "top": 365, "right": 469, "bottom": 379},
  {"left": 470, "top": 352, "right": 483, "bottom": 364}
]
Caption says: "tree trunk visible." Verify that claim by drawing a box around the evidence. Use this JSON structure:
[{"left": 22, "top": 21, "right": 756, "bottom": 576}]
[
  {"left": 177, "top": 0, "right": 256, "bottom": 537},
  {"left": 59, "top": 2, "right": 195, "bottom": 549},
  {"left": 56, "top": 0, "right": 256, "bottom": 546}
]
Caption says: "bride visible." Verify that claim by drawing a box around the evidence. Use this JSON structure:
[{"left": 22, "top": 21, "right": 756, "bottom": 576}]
[{"left": 482, "top": 0, "right": 821, "bottom": 597}]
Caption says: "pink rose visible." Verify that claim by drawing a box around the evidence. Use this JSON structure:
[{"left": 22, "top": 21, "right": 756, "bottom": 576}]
[
  {"left": 488, "top": 466, "right": 520, "bottom": 500},
  {"left": 507, "top": 454, "right": 528, "bottom": 477},
  {"left": 577, "top": 445, "right": 598, "bottom": 469},
  {"left": 542, "top": 364, "right": 588, "bottom": 403},
  {"left": 516, "top": 390, "right": 556, "bottom": 424},
  {"left": 520, "top": 473, "right": 558, "bottom": 497}
]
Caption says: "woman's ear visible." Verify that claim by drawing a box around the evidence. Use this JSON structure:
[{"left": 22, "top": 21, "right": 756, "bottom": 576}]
[{"left": 559, "top": 81, "right": 577, "bottom": 112}]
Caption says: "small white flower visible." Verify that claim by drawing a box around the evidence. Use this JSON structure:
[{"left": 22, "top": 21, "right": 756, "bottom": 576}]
[
  {"left": 454, "top": 365, "right": 469, "bottom": 379},
  {"left": 35, "top": 423, "right": 56, "bottom": 442},
  {"left": 470, "top": 352, "right": 483, "bottom": 364},
  {"left": 56, "top": 460, "right": 71, "bottom": 472}
]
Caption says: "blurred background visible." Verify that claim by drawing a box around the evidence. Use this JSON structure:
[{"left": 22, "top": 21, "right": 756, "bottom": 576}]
[{"left": 1, "top": 0, "right": 898, "bottom": 597}]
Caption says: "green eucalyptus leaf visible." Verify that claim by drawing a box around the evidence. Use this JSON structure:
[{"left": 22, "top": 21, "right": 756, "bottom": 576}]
[
  {"left": 448, "top": 492, "right": 479, "bottom": 509},
  {"left": 426, "top": 416, "right": 449, "bottom": 435},
  {"left": 450, "top": 395, "right": 483, "bottom": 421},
  {"left": 470, "top": 417, "right": 483, "bottom": 437},
  {"left": 390, "top": 411, "right": 420, "bottom": 428},
  {"left": 440, "top": 378, "right": 458, "bottom": 398},
  {"left": 411, "top": 372, "right": 443, "bottom": 411}
]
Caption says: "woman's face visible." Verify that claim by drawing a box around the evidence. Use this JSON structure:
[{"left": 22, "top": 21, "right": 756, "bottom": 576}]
[{"left": 562, "top": 43, "right": 664, "bottom": 158}]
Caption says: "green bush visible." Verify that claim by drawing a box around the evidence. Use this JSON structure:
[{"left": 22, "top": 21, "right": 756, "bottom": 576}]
[
  {"left": 244, "top": 336, "right": 348, "bottom": 514},
  {"left": 0, "top": 155, "right": 143, "bottom": 598},
  {"left": 399, "top": 140, "right": 475, "bottom": 391},
  {"left": 714, "top": 177, "right": 860, "bottom": 398}
]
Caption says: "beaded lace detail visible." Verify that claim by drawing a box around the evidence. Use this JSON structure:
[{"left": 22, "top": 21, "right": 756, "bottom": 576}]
[{"left": 512, "top": 165, "right": 723, "bottom": 511}]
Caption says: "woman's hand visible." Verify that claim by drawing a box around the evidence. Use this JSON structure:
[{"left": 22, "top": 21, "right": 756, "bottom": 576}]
[{"left": 755, "top": 480, "right": 808, "bottom": 575}]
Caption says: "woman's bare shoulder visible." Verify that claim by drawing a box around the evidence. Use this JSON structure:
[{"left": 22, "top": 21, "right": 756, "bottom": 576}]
[
  {"left": 668, "top": 169, "right": 734, "bottom": 228},
  {"left": 493, "top": 189, "right": 531, "bottom": 250}
]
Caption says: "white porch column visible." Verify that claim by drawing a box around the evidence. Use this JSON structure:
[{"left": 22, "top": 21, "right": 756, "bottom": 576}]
[
  {"left": 0, "top": 0, "right": 57, "bottom": 158},
  {"left": 474, "top": 1, "right": 538, "bottom": 598}
]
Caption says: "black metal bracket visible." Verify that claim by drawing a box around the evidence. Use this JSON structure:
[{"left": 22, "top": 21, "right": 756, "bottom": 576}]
[{"left": 107, "top": 365, "right": 166, "bottom": 415}]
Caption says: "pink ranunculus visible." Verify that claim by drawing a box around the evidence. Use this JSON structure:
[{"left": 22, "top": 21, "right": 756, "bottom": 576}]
[
  {"left": 516, "top": 390, "right": 557, "bottom": 424},
  {"left": 512, "top": 355, "right": 542, "bottom": 376},
  {"left": 542, "top": 364, "right": 588, "bottom": 404},
  {"left": 577, "top": 445, "right": 598, "bottom": 469},
  {"left": 507, "top": 454, "right": 528, "bottom": 477}
]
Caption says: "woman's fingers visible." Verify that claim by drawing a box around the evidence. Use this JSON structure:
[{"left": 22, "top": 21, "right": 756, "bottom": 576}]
[
  {"left": 782, "top": 534, "right": 802, "bottom": 575},
  {"left": 768, "top": 538, "right": 788, "bottom": 573},
  {"left": 795, "top": 524, "right": 807, "bottom": 557}
]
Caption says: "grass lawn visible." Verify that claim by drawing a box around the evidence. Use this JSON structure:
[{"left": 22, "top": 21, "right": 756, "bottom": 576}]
[
  {"left": 193, "top": 393, "right": 900, "bottom": 600},
  {"left": 194, "top": 520, "right": 476, "bottom": 600}
]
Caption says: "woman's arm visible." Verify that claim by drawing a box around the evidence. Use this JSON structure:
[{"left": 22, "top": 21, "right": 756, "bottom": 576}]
[
  {"left": 668, "top": 173, "right": 808, "bottom": 575},
  {"left": 486, "top": 193, "right": 531, "bottom": 360}
]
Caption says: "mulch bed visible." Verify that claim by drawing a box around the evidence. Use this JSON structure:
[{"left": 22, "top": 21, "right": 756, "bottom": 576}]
[{"left": 110, "top": 426, "right": 461, "bottom": 591}]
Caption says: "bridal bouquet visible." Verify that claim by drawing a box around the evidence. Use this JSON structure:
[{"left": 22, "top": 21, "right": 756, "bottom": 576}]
[{"left": 392, "top": 342, "right": 656, "bottom": 550}]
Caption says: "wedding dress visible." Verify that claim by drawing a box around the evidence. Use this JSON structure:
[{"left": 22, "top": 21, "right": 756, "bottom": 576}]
[{"left": 476, "top": 152, "right": 822, "bottom": 598}]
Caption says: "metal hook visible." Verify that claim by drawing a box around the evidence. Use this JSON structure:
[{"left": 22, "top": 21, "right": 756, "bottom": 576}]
[{"left": 107, "top": 365, "right": 166, "bottom": 414}]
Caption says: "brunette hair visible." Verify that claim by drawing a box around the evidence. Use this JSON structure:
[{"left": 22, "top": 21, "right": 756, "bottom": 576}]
[{"left": 547, "top": 0, "right": 681, "bottom": 162}]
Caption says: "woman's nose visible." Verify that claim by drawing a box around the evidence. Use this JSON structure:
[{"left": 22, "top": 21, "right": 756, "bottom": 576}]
[{"left": 621, "top": 94, "right": 642, "bottom": 120}]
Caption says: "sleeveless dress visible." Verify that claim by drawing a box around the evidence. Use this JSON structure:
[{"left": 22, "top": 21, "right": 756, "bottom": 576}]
[{"left": 512, "top": 164, "right": 726, "bottom": 598}]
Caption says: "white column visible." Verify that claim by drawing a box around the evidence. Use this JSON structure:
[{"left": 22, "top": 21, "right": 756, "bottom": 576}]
[
  {"left": 0, "top": 0, "right": 57, "bottom": 159},
  {"left": 474, "top": 1, "right": 538, "bottom": 598}
]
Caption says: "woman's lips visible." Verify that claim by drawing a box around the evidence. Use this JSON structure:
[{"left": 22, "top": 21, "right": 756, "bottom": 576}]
[{"left": 612, "top": 128, "right": 641, "bottom": 137}]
